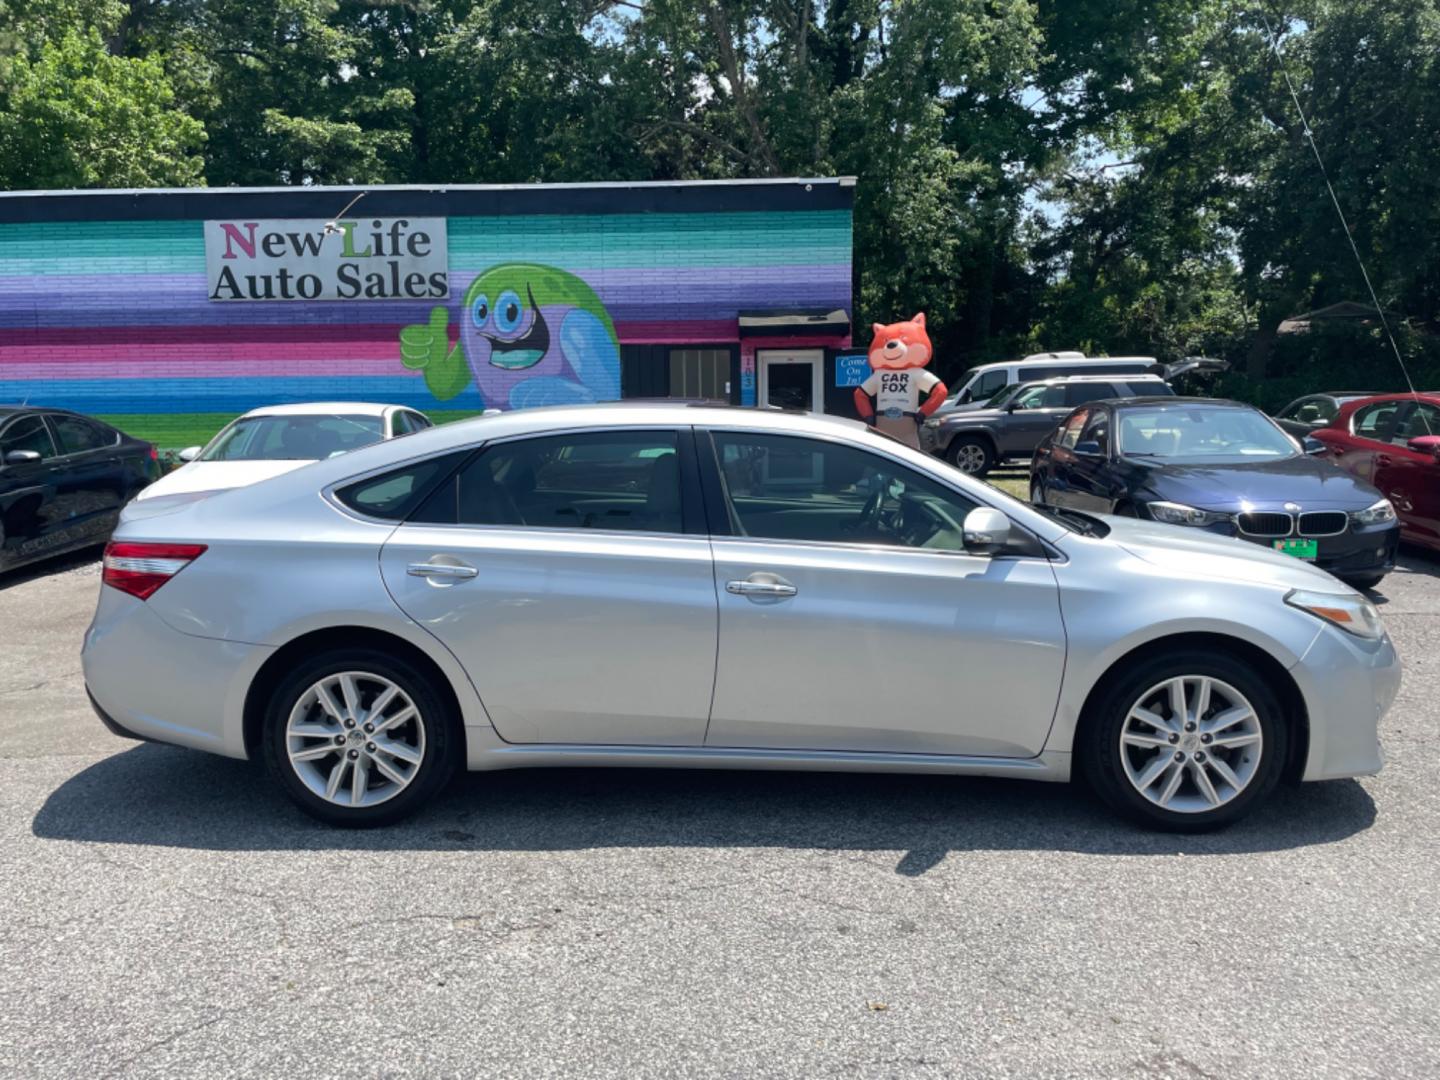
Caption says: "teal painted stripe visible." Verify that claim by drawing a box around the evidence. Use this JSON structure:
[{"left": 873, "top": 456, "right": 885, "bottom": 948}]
[{"left": 0, "top": 210, "right": 851, "bottom": 275}]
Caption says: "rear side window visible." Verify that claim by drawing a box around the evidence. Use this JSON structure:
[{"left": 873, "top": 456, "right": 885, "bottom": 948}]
[
  {"left": 1063, "top": 383, "right": 1116, "bottom": 407},
  {"left": 416, "top": 431, "right": 685, "bottom": 533},
  {"left": 334, "top": 451, "right": 470, "bottom": 521},
  {"left": 49, "top": 415, "right": 114, "bottom": 454},
  {"left": 1124, "top": 381, "right": 1173, "bottom": 397},
  {"left": 0, "top": 415, "right": 58, "bottom": 460},
  {"left": 1353, "top": 403, "right": 1398, "bottom": 440}
]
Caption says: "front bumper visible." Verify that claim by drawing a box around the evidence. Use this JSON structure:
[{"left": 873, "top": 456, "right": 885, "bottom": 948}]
[
  {"left": 82, "top": 589, "right": 272, "bottom": 760},
  {"left": 1157, "top": 516, "right": 1399, "bottom": 581},
  {"left": 1292, "top": 623, "right": 1400, "bottom": 781}
]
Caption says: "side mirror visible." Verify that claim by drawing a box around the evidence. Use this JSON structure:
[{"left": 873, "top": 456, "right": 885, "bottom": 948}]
[
  {"left": 1302, "top": 436, "right": 1329, "bottom": 456},
  {"left": 1073, "top": 440, "right": 1102, "bottom": 457},
  {"left": 4, "top": 449, "right": 41, "bottom": 465},
  {"left": 178, "top": 446, "right": 202, "bottom": 462},
  {"left": 1407, "top": 435, "right": 1440, "bottom": 460},
  {"left": 962, "top": 507, "right": 1012, "bottom": 555}
]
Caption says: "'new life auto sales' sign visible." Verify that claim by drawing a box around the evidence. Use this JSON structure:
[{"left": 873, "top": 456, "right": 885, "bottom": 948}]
[{"left": 204, "top": 218, "right": 449, "bottom": 301}]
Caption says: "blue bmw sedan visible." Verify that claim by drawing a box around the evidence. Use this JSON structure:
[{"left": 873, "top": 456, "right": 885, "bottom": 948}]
[{"left": 1030, "top": 397, "right": 1400, "bottom": 589}]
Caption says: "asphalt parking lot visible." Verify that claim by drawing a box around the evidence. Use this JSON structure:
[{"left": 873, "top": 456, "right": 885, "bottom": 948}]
[{"left": 2, "top": 545, "right": 1438, "bottom": 1079}]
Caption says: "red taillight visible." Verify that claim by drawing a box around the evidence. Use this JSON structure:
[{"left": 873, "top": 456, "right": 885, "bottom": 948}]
[{"left": 102, "top": 541, "right": 207, "bottom": 600}]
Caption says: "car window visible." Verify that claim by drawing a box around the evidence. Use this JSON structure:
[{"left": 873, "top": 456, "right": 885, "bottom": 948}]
[
  {"left": 417, "top": 431, "right": 684, "bottom": 533},
  {"left": 1079, "top": 409, "right": 1111, "bottom": 454},
  {"left": 711, "top": 432, "right": 980, "bottom": 552},
  {"left": 1118, "top": 407, "right": 1296, "bottom": 461},
  {"left": 972, "top": 370, "right": 1009, "bottom": 400},
  {"left": 1393, "top": 403, "right": 1440, "bottom": 444},
  {"left": 1057, "top": 409, "right": 1088, "bottom": 450},
  {"left": 1063, "top": 383, "right": 1116, "bottom": 407},
  {"left": 334, "top": 451, "right": 471, "bottom": 520},
  {"left": 1011, "top": 385, "right": 1050, "bottom": 410},
  {"left": 202, "top": 414, "right": 384, "bottom": 461},
  {"left": 49, "top": 414, "right": 114, "bottom": 454},
  {"left": 0, "top": 415, "right": 58, "bottom": 460},
  {"left": 1124, "top": 381, "right": 1173, "bottom": 397},
  {"left": 1352, "top": 402, "right": 1399, "bottom": 441},
  {"left": 407, "top": 411, "right": 432, "bottom": 431},
  {"left": 390, "top": 412, "right": 411, "bottom": 436}
]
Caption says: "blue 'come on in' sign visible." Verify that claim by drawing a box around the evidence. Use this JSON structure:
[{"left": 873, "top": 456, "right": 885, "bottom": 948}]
[{"left": 835, "top": 354, "right": 871, "bottom": 387}]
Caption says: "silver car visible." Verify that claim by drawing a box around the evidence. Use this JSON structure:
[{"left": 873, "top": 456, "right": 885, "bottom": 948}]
[{"left": 83, "top": 405, "right": 1400, "bottom": 831}]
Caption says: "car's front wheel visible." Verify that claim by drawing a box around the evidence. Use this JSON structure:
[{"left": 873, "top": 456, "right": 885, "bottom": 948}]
[
  {"left": 1081, "top": 651, "right": 1287, "bottom": 831},
  {"left": 262, "top": 648, "right": 458, "bottom": 827},
  {"left": 947, "top": 435, "right": 994, "bottom": 477}
]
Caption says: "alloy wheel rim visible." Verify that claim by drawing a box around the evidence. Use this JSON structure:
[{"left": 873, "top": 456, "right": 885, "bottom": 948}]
[
  {"left": 285, "top": 671, "right": 426, "bottom": 808},
  {"left": 955, "top": 445, "right": 986, "bottom": 473},
  {"left": 1119, "top": 675, "right": 1262, "bottom": 814}
]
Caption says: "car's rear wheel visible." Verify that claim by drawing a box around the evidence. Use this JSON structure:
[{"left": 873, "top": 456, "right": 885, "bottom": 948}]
[
  {"left": 1081, "top": 651, "right": 1287, "bottom": 832},
  {"left": 947, "top": 436, "right": 994, "bottom": 477},
  {"left": 262, "top": 648, "right": 458, "bottom": 827}
]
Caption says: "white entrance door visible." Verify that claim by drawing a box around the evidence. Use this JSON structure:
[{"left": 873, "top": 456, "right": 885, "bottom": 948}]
[{"left": 757, "top": 349, "right": 824, "bottom": 413}]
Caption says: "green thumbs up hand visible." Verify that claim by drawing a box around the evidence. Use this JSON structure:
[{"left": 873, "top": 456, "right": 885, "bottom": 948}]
[
  {"left": 400, "top": 306, "right": 450, "bottom": 370},
  {"left": 398, "top": 306, "right": 471, "bottom": 401}
]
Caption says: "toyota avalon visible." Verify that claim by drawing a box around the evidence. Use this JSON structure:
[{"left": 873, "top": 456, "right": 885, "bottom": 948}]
[{"left": 84, "top": 405, "right": 1399, "bottom": 831}]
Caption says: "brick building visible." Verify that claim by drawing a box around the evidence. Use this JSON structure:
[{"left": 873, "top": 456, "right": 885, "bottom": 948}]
[{"left": 0, "top": 178, "right": 855, "bottom": 448}]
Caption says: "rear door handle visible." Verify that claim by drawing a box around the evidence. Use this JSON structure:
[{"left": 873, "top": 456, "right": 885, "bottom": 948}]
[
  {"left": 408, "top": 561, "right": 478, "bottom": 581},
  {"left": 726, "top": 577, "right": 797, "bottom": 599}
]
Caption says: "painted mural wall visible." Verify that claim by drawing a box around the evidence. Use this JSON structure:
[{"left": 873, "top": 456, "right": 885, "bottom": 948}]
[{"left": 0, "top": 201, "right": 853, "bottom": 448}]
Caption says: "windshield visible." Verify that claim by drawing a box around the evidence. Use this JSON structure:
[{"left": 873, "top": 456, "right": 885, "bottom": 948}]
[
  {"left": 1117, "top": 407, "right": 1297, "bottom": 462},
  {"left": 200, "top": 414, "right": 384, "bottom": 462}
]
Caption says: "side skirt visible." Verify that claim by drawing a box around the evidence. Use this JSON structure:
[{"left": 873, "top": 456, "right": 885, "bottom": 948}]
[{"left": 464, "top": 727, "right": 1072, "bottom": 782}]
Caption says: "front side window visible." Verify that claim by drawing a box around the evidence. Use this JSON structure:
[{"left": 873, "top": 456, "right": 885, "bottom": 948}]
[
  {"left": 1393, "top": 403, "right": 1440, "bottom": 444},
  {"left": 1079, "top": 409, "right": 1112, "bottom": 455},
  {"left": 1, "top": 415, "right": 58, "bottom": 460},
  {"left": 1011, "top": 384, "right": 1050, "bottom": 410},
  {"left": 202, "top": 414, "right": 385, "bottom": 461},
  {"left": 972, "top": 370, "right": 1009, "bottom": 400},
  {"left": 419, "top": 430, "right": 684, "bottom": 533},
  {"left": 1118, "top": 407, "right": 1297, "bottom": 462},
  {"left": 49, "top": 415, "right": 113, "bottom": 454},
  {"left": 1352, "top": 402, "right": 1400, "bottom": 441},
  {"left": 710, "top": 432, "right": 980, "bottom": 551}
]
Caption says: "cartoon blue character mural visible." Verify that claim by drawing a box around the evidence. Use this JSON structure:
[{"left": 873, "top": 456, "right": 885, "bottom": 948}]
[{"left": 399, "top": 262, "right": 620, "bottom": 409}]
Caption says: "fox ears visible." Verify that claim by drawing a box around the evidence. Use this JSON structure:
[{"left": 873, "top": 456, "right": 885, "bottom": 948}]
[{"left": 870, "top": 313, "right": 926, "bottom": 337}]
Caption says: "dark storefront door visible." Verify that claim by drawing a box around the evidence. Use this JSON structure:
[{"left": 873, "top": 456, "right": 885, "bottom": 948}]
[{"left": 759, "top": 350, "right": 823, "bottom": 411}]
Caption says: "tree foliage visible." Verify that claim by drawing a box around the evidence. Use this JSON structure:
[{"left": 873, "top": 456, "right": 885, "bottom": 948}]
[{"left": 0, "top": 0, "right": 1436, "bottom": 393}]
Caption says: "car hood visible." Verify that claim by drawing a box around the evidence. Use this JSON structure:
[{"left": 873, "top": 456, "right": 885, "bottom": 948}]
[
  {"left": 135, "top": 459, "right": 313, "bottom": 500},
  {"left": 1129, "top": 455, "right": 1382, "bottom": 510},
  {"left": 937, "top": 406, "right": 1005, "bottom": 426},
  {"left": 1096, "top": 514, "right": 1353, "bottom": 592}
]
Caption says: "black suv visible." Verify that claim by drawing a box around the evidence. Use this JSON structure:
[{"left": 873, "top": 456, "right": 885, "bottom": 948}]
[{"left": 920, "top": 375, "right": 1173, "bottom": 476}]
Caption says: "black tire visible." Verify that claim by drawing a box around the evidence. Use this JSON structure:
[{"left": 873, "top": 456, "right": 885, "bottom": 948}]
[
  {"left": 947, "top": 435, "right": 994, "bottom": 477},
  {"left": 1342, "top": 573, "right": 1386, "bottom": 592},
  {"left": 1079, "top": 649, "right": 1288, "bottom": 832},
  {"left": 262, "top": 647, "right": 459, "bottom": 827}
]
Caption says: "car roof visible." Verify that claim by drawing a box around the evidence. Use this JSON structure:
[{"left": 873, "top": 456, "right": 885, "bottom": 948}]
[
  {"left": 1020, "top": 374, "right": 1166, "bottom": 386},
  {"left": 1107, "top": 396, "right": 1251, "bottom": 409},
  {"left": 969, "top": 355, "right": 1157, "bottom": 372},
  {"left": 239, "top": 402, "right": 404, "bottom": 418}
]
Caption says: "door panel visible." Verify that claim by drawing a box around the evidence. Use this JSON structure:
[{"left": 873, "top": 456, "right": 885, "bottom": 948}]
[
  {"left": 381, "top": 527, "right": 718, "bottom": 745},
  {"left": 707, "top": 540, "right": 1067, "bottom": 756},
  {"left": 1376, "top": 403, "right": 1440, "bottom": 546}
]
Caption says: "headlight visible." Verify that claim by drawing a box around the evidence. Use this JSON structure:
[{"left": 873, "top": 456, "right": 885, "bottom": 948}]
[
  {"left": 1352, "top": 498, "right": 1397, "bottom": 526},
  {"left": 1146, "top": 501, "right": 1231, "bottom": 527},
  {"left": 923, "top": 417, "right": 941, "bottom": 428},
  {"left": 1284, "top": 588, "right": 1385, "bottom": 639}
]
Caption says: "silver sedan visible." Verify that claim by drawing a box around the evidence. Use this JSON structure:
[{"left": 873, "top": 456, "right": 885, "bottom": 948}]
[{"left": 83, "top": 404, "right": 1400, "bottom": 831}]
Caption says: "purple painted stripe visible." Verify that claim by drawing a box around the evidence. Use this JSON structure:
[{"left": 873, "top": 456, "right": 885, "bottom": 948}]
[{"left": 0, "top": 269, "right": 849, "bottom": 329}]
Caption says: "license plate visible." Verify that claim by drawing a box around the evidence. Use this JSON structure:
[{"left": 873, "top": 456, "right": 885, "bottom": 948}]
[{"left": 1273, "top": 538, "right": 1319, "bottom": 560}]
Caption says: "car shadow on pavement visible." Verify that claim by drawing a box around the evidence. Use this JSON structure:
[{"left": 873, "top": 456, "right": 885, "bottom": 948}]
[
  {"left": 1365, "top": 547, "right": 1440, "bottom": 605},
  {"left": 0, "top": 545, "right": 103, "bottom": 591},
  {"left": 32, "top": 743, "right": 1376, "bottom": 874}
]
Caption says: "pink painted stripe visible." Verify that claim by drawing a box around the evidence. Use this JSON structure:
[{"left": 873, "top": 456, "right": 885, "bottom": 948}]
[
  {"left": 0, "top": 338, "right": 405, "bottom": 365},
  {"left": 0, "top": 356, "right": 414, "bottom": 379}
]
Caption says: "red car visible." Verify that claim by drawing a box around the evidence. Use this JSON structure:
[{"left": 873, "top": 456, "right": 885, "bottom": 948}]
[{"left": 1311, "top": 392, "right": 1440, "bottom": 553}]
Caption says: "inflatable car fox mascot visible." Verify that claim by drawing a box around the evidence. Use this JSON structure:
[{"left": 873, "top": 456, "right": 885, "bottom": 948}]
[{"left": 853, "top": 313, "right": 947, "bottom": 450}]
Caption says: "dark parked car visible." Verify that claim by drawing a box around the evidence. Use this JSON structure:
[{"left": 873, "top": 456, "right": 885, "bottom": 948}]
[
  {"left": 1309, "top": 392, "right": 1440, "bottom": 554},
  {"left": 920, "top": 374, "right": 1173, "bottom": 476},
  {"left": 0, "top": 406, "right": 160, "bottom": 573},
  {"left": 1030, "top": 397, "right": 1400, "bottom": 589},
  {"left": 1272, "top": 391, "right": 1380, "bottom": 439}
]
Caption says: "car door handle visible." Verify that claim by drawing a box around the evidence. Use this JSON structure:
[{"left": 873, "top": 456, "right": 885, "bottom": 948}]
[
  {"left": 1376, "top": 454, "right": 1393, "bottom": 466},
  {"left": 407, "top": 561, "right": 478, "bottom": 580},
  {"left": 726, "top": 578, "right": 798, "bottom": 599}
]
